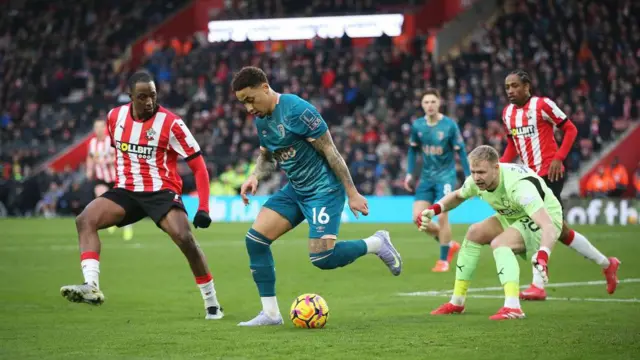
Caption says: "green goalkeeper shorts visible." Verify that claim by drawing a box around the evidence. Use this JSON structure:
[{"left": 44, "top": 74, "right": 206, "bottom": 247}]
[{"left": 494, "top": 212, "right": 563, "bottom": 260}]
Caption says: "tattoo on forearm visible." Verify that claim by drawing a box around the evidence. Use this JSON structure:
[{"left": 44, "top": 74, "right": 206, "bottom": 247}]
[
  {"left": 311, "top": 132, "right": 356, "bottom": 192},
  {"left": 253, "top": 150, "right": 277, "bottom": 180}
]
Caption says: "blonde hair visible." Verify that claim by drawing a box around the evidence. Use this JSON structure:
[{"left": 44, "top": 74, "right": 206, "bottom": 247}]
[{"left": 468, "top": 145, "right": 499, "bottom": 164}]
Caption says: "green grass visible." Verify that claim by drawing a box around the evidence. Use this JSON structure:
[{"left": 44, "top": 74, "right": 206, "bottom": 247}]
[{"left": 1, "top": 219, "right": 639, "bottom": 359}]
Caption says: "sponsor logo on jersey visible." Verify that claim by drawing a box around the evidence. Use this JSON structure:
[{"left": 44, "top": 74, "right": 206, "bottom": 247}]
[
  {"left": 274, "top": 146, "right": 297, "bottom": 162},
  {"left": 510, "top": 125, "right": 536, "bottom": 137},
  {"left": 115, "top": 141, "right": 155, "bottom": 159}
]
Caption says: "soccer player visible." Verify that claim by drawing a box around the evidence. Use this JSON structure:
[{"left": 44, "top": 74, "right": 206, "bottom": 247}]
[
  {"left": 231, "top": 66, "right": 402, "bottom": 326},
  {"left": 60, "top": 71, "right": 224, "bottom": 320},
  {"left": 420, "top": 145, "right": 562, "bottom": 320},
  {"left": 404, "top": 89, "right": 470, "bottom": 272},
  {"left": 86, "top": 119, "right": 133, "bottom": 241},
  {"left": 501, "top": 70, "right": 620, "bottom": 300}
]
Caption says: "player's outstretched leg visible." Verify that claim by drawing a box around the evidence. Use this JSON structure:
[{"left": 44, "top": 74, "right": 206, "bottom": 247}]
[
  {"left": 239, "top": 208, "right": 293, "bottom": 327},
  {"left": 521, "top": 222, "right": 620, "bottom": 300},
  {"left": 489, "top": 230, "right": 525, "bottom": 320},
  {"left": 60, "top": 197, "right": 125, "bottom": 305},
  {"left": 431, "top": 217, "right": 503, "bottom": 315},
  {"left": 160, "top": 209, "right": 223, "bottom": 320},
  {"left": 309, "top": 230, "right": 402, "bottom": 276}
]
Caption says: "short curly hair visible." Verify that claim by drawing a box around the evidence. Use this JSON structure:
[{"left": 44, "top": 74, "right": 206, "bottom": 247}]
[{"left": 231, "top": 66, "right": 268, "bottom": 92}]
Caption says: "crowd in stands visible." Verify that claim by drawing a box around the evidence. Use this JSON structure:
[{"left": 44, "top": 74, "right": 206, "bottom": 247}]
[{"left": 1, "top": 0, "right": 639, "bottom": 217}]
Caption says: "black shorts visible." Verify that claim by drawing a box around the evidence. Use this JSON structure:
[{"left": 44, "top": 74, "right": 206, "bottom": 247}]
[
  {"left": 542, "top": 174, "right": 565, "bottom": 210},
  {"left": 101, "top": 188, "right": 186, "bottom": 227},
  {"left": 94, "top": 179, "right": 115, "bottom": 188}
]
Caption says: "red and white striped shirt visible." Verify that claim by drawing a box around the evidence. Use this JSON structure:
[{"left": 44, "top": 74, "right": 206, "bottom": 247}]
[
  {"left": 88, "top": 136, "right": 116, "bottom": 183},
  {"left": 107, "top": 104, "right": 201, "bottom": 194},
  {"left": 502, "top": 96, "right": 568, "bottom": 176}
]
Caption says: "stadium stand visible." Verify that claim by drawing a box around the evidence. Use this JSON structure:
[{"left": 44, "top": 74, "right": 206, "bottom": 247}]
[{"left": 1, "top": 0, "right": 638, "bottom": 217}]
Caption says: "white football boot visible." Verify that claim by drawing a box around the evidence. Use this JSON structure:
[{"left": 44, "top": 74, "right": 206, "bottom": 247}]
[
  {"left": 60, "top": 283, "right": 105, "bottom": 305},
  {"left": 238, "top": 311, "right": 284, "bottom": 326}
]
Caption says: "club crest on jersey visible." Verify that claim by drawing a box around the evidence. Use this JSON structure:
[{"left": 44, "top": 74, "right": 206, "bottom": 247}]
[
  {"left": 277, "top": 124, "right": 286, "bottom": 138},
  {"left": 510, "top": 125, "right": 535, "bottom": 137},
  {"left": 145, "top": 128, "right": 156, "bottom": 141},
  {"left": 437, "top": 131, "right": 444, "bottom": 140},
  {"left": 262, "top": 130, "right": 267, "bottom": 137},
  {"left": 115, "top": 141, "right": 155, "bottom": 159}
]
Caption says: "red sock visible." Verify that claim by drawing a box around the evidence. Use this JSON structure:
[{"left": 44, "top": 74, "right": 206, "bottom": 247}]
[
  {"left": 195, "top": 273, "right": 213, "bottom": 285},
  {"left": 561, "top": 229, "right": 575, "bottom": 246}
]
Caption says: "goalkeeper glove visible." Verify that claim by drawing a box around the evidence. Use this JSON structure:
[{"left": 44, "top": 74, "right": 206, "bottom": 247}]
[{"left": 531, "top": 247, "right": 550, "bottom": 284}]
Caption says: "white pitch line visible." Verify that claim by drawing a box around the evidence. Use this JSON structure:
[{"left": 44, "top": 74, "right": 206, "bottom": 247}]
[
  {"left": 398, "top": 278, "right": 640, "bottom": 297},
  {"left": 418, "top": 293, "right": 640, "bottom": 303}
]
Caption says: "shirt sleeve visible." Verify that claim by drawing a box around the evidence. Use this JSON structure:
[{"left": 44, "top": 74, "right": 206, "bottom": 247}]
[
  {"left": 510, "top": 180, "right": 546, "bottom": 217},
  {"left": 286, "top": 99, "right": 328, "bottom": 141},
  {"left": 540, "top": 97, "right": 568, "bottom": 127},
  {"left": 458, "top": 176, "right": 478, "bottom": 199},
  {"left": 169, "top": 118, "right": 201, "bottom": 160}
]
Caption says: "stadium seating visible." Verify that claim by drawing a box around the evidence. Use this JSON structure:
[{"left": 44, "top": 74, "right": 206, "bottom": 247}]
[
  {"left": 0, "top": 0, "right": 190, "bottom": 168},
  {"left": 1, "top": 0, "right": 638, "bottom": 216}
]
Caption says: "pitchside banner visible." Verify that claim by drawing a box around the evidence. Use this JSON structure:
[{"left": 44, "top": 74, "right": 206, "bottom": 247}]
[
  {"left": 183, "top": 196, "right": 640, "bottom": 226},
  {"left": 182, "top": 195, "right": 494, "bottom": 224},
  {"left": 563, "top": 198, "right": 639, "bottom": 226}
]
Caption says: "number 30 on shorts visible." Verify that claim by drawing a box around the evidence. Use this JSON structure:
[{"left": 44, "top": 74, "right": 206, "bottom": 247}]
[
  {"left": 312, "top": 207, "right": 330, "bottom": 225},
  {"left": 519, "top": 217, "right": 540, "bottom": 232}
]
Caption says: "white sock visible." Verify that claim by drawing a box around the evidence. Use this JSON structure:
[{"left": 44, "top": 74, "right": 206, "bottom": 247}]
[
  {"left": 363, "top": 235, "right": 382, "bottom": 254},
  {"left": 450, "top": 295, "right": 465, "bottom": 306},
  {"left": 504, "top": 296, "right": 520, "bottom": 309},
  {"left": 261, "top": 296, "right": 280, "bottom": 318},
  {"left": 197, "top": 280, "right": 219, "bottom": 308},
  {"left": 569, "top": 231, "right": 610, "bottom": 268},
  {"left": 531, "top": 265, "right": 545, "bottom": 289},
  {"left": 81, "top": 259, "right": 100, "bottom": 288}
]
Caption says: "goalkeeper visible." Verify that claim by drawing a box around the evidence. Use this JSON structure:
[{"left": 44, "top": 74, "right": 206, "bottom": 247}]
[{"left": 417, "top": 145, "right": 563, "bottom": 320}]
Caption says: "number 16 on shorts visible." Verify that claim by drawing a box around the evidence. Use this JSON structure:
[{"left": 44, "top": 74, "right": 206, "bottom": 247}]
[{"left": 312, "top": 207, "right": 330, "bottom": 225}]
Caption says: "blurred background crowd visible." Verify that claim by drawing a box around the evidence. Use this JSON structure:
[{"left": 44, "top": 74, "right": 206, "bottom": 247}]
[{"left": 0, "top": 0, "right": 638, "bottom": 217}]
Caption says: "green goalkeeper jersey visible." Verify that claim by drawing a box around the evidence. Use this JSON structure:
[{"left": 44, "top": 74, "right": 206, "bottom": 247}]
[{"left": 459, "top": 163, "right": 563, "bottom": 225}]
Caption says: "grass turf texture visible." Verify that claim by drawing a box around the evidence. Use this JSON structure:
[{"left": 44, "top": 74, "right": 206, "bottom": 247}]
[{"left": 1, "top": 219, "right": 639, "bottom": 359}]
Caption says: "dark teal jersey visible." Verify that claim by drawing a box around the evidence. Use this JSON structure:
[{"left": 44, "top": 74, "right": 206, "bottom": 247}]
[
  {"left": 255, "top": 94, "right": 341, "bottom": 197},
  {"left": 409, "top": 115, "right": 469, "bottom": 182}
]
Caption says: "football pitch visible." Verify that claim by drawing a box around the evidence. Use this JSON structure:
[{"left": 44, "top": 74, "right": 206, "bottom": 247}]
[{"left": 1, "top": 219, "right": 639, "bottom": 359}]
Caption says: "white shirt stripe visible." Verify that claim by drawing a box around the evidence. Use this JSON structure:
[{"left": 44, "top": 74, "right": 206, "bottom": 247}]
[
  {"left": 114, "top": 106, "right": 129, "bottom": 188},
  {"left": 148, "top": 113, "right": 167, "bottom": 191},
  {"left": 129, "top": 121, "right": 144, "bottom": 192}
]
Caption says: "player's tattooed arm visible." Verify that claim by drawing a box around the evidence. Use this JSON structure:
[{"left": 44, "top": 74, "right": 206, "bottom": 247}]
[
  {"left": 310, "top": 131, "right": 357, "bottom": 196},
  {"left": 252, "top": 147, "right": 277, "bottom": 180}
]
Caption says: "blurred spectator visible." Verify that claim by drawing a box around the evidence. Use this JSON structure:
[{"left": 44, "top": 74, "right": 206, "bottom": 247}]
[
  {"left": 585, "top": 166, "right": 615, "bottom": 198},
  {"left": 610, "top": 157, "right": 629, "bottom": 197}
]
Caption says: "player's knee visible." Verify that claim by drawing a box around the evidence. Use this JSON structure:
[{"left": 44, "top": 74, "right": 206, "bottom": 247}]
[
  {"left": 245, "top": 229, "right": 272, "bottom": 252},
  {"left": 490, "top": 237, "right": 505, "bottom": 249},
  {"left": 465, "top": 223, "right": 486, "bottom": 244},
  {"left": 75, "top": 211, "right": 96, "bottom": 232}
]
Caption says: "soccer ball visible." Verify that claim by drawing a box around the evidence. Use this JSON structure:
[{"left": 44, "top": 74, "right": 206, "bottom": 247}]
[{"left": 290, "top": 293, "right": 329, "bottom": 329}]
